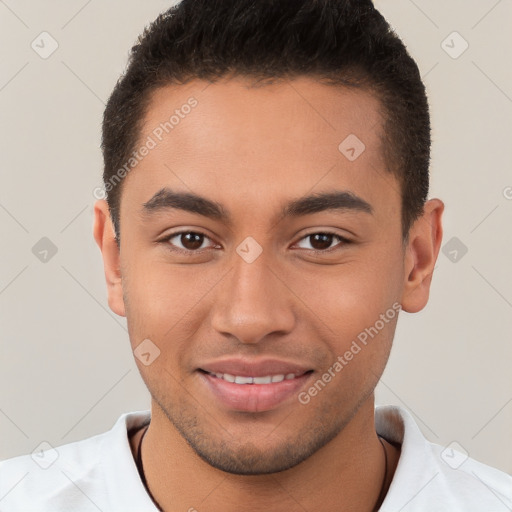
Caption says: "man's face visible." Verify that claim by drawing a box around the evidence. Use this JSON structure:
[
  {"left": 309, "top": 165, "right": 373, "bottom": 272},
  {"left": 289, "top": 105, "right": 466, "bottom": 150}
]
[{"left": 112, "top": 77, "right": 408, "bottom": 474}]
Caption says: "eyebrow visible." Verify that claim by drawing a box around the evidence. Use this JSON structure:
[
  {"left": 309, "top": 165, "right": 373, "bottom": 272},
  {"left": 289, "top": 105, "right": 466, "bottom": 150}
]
[{"left": 141, "top": 187, "right": 373, "bottom": 224}]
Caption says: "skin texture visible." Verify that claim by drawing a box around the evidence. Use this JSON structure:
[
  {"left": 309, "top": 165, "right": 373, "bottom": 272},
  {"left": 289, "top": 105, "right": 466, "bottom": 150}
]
[{"left": 94, "top": 76, "right": 444, "bottom": 511}]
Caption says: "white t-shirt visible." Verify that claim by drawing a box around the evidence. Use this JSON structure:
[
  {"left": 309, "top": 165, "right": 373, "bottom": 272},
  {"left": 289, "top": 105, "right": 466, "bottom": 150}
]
[{"left": 1, "top": 405, "right": 510, "bottom": 511}]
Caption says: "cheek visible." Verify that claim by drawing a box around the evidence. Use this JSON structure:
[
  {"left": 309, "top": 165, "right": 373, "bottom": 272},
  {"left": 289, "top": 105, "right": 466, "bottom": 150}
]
[
  {"left": 123, "top": 247, "right": 190, "bottom": 318},
  {"left": 122, "top": 258, "right": 214, "bottom": 372},
  {"left": 288, "top": 250, "right": 402, "bottom": 391},
  {"left": 293, "top": 257, "right": 400, "bottom": 339}
]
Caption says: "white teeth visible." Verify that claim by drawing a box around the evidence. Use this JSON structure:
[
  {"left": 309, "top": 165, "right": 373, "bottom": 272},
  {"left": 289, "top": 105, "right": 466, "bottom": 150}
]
[
  {"left": 253, "top": 376, "right": 272, "bottom": 384},
  {"left": 210, "top": 372, "right": 300, "bottom": 384},
  {"left": 234, "top": 375, "right": 253, "bottom": 384}
]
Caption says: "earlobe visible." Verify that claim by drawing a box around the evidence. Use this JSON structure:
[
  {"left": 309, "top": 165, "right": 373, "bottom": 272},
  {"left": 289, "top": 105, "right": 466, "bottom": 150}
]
[
  {"left": 93, "top": 200, "right": 126, "bottom": 317},
  {"left": 401, "top": 199, "right": 444, "bottom": 313}
]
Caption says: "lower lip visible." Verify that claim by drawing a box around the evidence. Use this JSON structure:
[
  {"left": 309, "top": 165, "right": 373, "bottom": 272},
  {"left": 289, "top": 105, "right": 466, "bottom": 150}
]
[{"left": 198, "top": 371, "right": 313, "bottom": 413}]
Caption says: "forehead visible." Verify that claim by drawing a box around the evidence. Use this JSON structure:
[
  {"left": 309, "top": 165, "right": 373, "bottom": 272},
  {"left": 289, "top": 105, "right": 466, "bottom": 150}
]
[
  {"left": 120, "top": 76, "right": 398, "bottom": 224},
  {"left": 140, "top": 76, "right": 384, "bottom": 162}
]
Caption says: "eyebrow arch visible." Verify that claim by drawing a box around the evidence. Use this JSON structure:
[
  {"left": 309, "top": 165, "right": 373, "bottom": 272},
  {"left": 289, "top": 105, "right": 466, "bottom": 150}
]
[{"left": 141, "top": 187, "right": 373, "bottom": 224}]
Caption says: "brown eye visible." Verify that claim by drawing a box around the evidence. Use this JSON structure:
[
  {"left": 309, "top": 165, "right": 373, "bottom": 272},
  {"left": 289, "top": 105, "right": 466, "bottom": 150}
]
[
  {"left": 164, "top": 231, "right": 214, "bottom": 252},
  {"left": 310, "top": 233, "right": 334, "bottom": 250},
  {"left": 296, "top": 232, "right": 349, "bottom": 252},
  {"left": 180, "top": 232, "right": 204, "bottom": 250}
]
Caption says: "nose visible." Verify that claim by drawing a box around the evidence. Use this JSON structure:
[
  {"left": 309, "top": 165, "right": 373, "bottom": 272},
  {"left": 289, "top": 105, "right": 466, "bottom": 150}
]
[{"left": 210, "top": 248, "right": 296, "bottom": 345}]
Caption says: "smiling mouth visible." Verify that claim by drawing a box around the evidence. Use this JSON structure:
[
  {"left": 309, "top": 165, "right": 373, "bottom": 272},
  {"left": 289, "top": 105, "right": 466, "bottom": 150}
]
[
  {"left": 197, "top": 368, "right": 315, "bottom": 412},
  {"left": 199, "top": 369, "right": 313, "bottom": 385}
]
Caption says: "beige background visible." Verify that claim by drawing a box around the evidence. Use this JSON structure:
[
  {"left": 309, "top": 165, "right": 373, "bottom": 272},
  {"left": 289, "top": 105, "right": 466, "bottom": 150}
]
[{"left": 0, "top": 0, "right": 511, "bottom": 475}]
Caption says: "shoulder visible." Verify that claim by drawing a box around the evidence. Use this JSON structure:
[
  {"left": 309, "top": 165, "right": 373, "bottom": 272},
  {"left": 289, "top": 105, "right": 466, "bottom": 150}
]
[
  {"left": 376, "top": 405, "right": 512, "bottom": 512},
  {"left": 0, "top": 410, "right": 152, "bottom": 512}
]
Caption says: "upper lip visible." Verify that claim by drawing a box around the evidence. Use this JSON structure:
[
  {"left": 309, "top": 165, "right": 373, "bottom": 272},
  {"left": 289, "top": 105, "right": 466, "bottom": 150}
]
[{"left": 198, "top": 358, "right": 312, "bottom": 377}]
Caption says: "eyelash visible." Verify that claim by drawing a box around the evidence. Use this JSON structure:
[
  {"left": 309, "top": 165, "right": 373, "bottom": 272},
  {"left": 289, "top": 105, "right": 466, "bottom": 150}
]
[{"left": 159, "top": 230, "right": 351, "bottom": 255}]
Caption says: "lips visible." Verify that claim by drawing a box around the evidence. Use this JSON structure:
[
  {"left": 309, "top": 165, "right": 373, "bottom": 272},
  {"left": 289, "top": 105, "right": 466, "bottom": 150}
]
[
  {"left": 197, "top": 358, "right": 314, "bottom": 412},
  {"left": 199, "top": 358, "right": 312, "bottom": 378}
]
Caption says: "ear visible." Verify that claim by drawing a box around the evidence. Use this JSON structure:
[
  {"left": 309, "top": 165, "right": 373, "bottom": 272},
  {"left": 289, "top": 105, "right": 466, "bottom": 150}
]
[
  {"left": 93, "top": 199, "right": 126, "bottom": 317},
  {"left": 401, "top": 198, "right": 444, "bottom": 313}
]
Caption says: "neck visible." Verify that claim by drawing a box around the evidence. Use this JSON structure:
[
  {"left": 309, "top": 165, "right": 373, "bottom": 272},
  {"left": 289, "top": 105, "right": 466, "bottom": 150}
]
[{"left": 132, "top": 395, "right": 400, "bottom": 512}]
